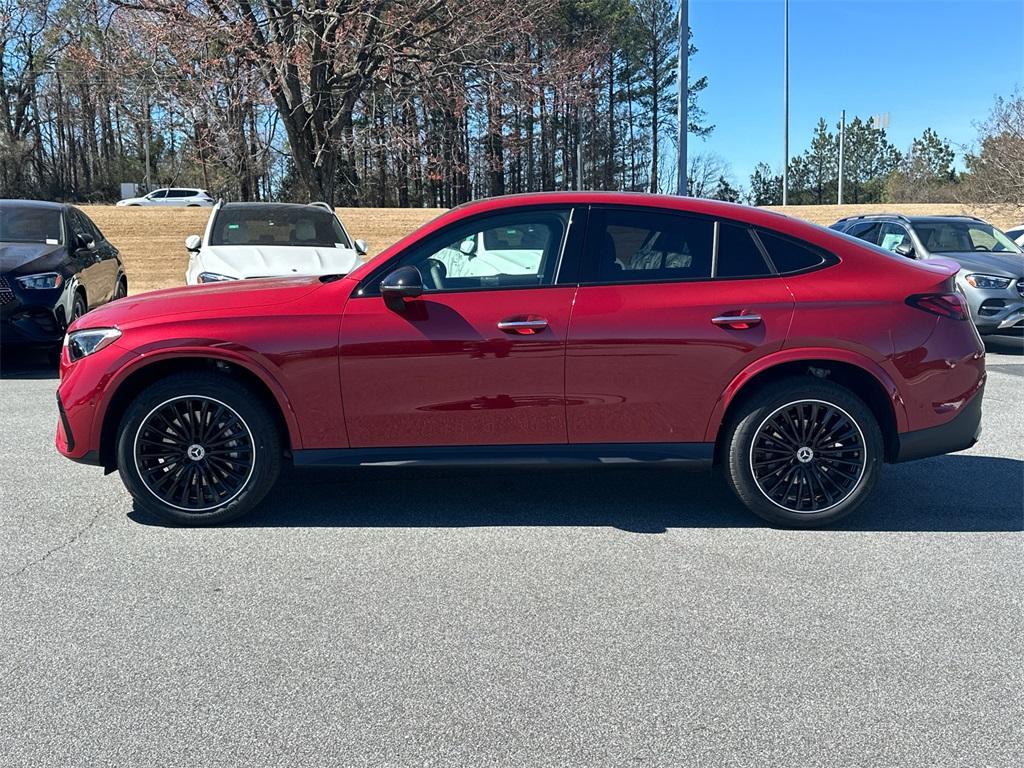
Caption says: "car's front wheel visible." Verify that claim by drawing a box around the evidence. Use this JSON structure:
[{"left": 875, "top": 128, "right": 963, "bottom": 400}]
[
  {"left": 116, "top": 373, "right": 281, "bottom": 525},
  {"left": 722, "top": 377, "right": 882, "bottom": 527}
]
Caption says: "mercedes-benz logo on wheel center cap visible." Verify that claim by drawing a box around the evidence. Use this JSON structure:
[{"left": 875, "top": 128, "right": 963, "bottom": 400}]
[
  {"left": 796, "top": 446, "right": 814, "bottom": 464},
  {"left": 187, "top": 444, "right": 206, "bottom": 461}
]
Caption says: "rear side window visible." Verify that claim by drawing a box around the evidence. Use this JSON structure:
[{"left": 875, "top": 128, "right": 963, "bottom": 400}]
[
  {"left": 716, "top": 224, "right": 773, "bottom": 278},
  {"left": 756, "top": 230, "right": 829, "bottom": 274},
  {"left": 846, "top": 221, "right": 882, "bottom": 244},
  {"left": 583, "top": 208, "right": 714, "bottom": 283}
]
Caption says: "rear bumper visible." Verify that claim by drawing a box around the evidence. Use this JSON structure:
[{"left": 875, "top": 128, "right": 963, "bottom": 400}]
[{"left": 894, "top": 383, "right": 984, "bottom": 462}]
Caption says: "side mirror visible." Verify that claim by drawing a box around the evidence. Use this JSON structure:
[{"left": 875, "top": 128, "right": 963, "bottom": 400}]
[
  {"left": 354, "top": 239, "right": 368, "bottom": 256},
  {"left": 894, "top": 243, "right": 915, "bottom": 258},
  {"left": 459, "top": 237, "right": 476, "bottom": 256},
  {"left": 380, "top": 266, "right": 423, "bottom": 305},
  {"left": 185, "top": 235, "right": 202, "bottom": 252},
  {"left": 76, "top": 235, "right": 95, "bottom": 251}
]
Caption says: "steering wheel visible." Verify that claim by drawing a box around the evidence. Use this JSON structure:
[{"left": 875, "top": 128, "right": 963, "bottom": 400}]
[{"left": 424, "top": 258, "right": 447, "bottom": 290}]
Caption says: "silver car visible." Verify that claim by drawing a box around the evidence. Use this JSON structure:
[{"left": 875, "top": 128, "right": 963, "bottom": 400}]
[{"left": 831, "top": 214, "right": 1024, "bottom": 335}]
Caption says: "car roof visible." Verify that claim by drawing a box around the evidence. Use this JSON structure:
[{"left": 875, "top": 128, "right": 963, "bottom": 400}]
[{"left": 0, "top": 199, "right": 67, "bottom": 211}]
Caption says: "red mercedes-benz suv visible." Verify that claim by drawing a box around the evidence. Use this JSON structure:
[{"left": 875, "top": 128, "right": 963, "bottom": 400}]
[{"left": 55, "top": 193, "right": 985, "bottom": 527}]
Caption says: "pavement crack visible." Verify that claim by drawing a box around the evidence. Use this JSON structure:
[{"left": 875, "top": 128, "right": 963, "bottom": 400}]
[{"left": 1, "top": 506, "right": 105, "bottom": 582}]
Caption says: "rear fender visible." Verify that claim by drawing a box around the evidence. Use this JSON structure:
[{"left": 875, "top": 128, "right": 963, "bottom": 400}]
[{"left": 703, "top": 346, "right": 909, "bottom": 442}]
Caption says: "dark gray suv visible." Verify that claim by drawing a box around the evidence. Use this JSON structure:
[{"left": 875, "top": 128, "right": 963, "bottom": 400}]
[{"left": 831, "top": 214, "right": 1024, "bottom": 335}]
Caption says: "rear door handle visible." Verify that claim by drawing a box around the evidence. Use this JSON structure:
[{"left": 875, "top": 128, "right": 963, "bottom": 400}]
[
  {"left": 497, "top": 316, "right": 548, "bottom": 335},
  {"left": 711, "top": 313, "right": 762, "bottom": 330}
]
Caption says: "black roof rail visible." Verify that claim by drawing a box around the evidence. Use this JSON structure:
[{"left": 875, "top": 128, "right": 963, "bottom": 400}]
[{"left": 836, "top": 212, "right": 912, "bottom": 225}]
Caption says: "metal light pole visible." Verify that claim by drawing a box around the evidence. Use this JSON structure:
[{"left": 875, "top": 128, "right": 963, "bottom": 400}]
[
  {"left": 838, "top": 109, "right": 846, "bottom": 205},
  {"left": 782, "top": 0, "right": 789, "bottom": 205},
  {"left": 677, "top": 0, "right": 688, "bottom": 196}
]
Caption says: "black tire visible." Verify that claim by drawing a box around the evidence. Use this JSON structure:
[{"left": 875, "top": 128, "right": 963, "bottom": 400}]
[
  {"left": 116, "top": 372, "right": 281, "bottom": 525},
  {"left": 722, "top": 377, "right": 883, "bottom": 528},
  {"left": 69, "top": 292, "right": 87, "bottom": 324},
  {"left": 112, "top": 277, "right": 127, "bottom": 301}
]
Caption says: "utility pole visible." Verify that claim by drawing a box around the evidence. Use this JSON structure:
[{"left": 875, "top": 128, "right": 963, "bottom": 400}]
[
  {"left": 677, "top": 0, "right": 688, "bottom": 195},
  {"left": 782, "top": 0, "right": 789, "bottom": 205},
  {"left": 144, "top": 87, "right": 152, "bottom": 192},
  {"left": 838, "top": 109, "right": 846, "bottom": 205}
]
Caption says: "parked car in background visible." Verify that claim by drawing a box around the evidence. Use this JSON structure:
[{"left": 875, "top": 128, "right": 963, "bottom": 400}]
[
  {"left": 1004, "top": 224, "right": 1024, "bottom": 247},
  {"left": 1, "top": 200, "right": 126, "bottom": 352},
  {"left": 116, "top": 188, "right": 214, "bottom": 207},
  {"left": 831, "top": 213, "right": 1024, "bottom": 335},
  {"left": 184, "top": 201, "right": 366, "bottom": 284},
  {"left": 57, "top": 193, "right": 985, "bottom": 529}
]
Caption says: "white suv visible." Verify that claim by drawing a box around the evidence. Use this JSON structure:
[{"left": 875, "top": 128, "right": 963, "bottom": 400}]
[
  {"left": 184, "top": 201, "right": 367, "bottom": 284},
  {"left": 116, "top": 188, "right": 214, "bottom": 207}
]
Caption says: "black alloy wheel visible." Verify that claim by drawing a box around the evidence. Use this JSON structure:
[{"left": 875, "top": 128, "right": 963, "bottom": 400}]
[
  {"left": 134, "top": 395, "right": 255, "bottom": 512},
  {"left": 749, "top": 399, "right": 866, "bottom": 513}
]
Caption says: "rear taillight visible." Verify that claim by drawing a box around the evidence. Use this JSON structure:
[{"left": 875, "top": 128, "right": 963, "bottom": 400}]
[{"left": 906, "top": 293, "right": 968, "bottom": 321}]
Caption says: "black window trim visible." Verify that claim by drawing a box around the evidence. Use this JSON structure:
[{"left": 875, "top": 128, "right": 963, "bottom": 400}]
[
  {"left": 353, "top": 203, "right": 585, "bottom": 299},
  {"left": 577, "top": 204, "right": 779, "bottom": 287}
]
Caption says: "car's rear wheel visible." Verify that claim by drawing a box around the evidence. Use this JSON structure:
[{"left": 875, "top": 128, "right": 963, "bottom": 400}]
[
  {"left": 722, "top": 377, "right": 882, "bottom": 527},
  {"left": 116, "top": 373, "right": 281, "bottom": 525}
]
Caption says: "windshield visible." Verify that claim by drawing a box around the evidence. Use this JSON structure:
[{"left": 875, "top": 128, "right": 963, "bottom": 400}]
[
  {"left": 914, "top": 221, "right": 1021, "bottom": 254},
  {"left": 0, "top": 206, "right": 64, "bottom": 245},
  {"left": 210, "top": 206, "right": 351, "bottom": 249}
]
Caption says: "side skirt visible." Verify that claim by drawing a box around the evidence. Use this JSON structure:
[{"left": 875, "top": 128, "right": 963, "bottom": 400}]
[{"left": 293, "top": 443, "right": 715, "bottom": 468}]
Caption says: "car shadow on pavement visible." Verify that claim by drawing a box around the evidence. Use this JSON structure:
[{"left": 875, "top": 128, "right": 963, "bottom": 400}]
[
  {"left": 129, "top": 453, "right": 1024, "bottom": 533},
  {"left": 984, "top": 332, "right": 1024, "bottom": 356},
  {"left": 0, "top": 347, "right": 59, "bottom": 380}
]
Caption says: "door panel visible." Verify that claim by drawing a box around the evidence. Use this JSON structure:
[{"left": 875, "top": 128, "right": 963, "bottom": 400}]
[
  {"left": 566, "top": 280, "right": 793, "bottom": 443},
  {"left": 340, "top": 288, "right": 576, "bottom": 447}
]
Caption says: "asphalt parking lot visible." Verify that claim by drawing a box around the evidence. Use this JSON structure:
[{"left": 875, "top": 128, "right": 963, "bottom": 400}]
[{"left": 1, "top": 336, "right": 1022, "bottom": 767}]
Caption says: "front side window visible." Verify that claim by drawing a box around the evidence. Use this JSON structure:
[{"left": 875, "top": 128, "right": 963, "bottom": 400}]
[
  {"left": 148, "top": 189, "right": 167, "bottom": 199},
  {"left": 583, "top": 209, "right": 714, "bottom": 283},
  {"left": 210, "top": 206, "right": 351, "bottom": 249},
  {"left": 378, "top": 209, "right": 570, "bottom": 293},
  {"left": 0, "top": 206, "right": 64, "bottom": 245},
  {"left": 914, "top": 220, "right": 1021, "bottom": 254},
  {"left": 878, "top": 222, "right": 912, "bottom": 254}
]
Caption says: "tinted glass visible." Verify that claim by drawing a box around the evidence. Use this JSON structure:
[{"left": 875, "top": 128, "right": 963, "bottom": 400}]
[
  {"left": 716, "top": 224, "right": 772, "bottom": 278},
  {"left": 757, "top": 230, "right": 828, "bottom": 274},
  {"left": 168, "top": 189, "right": 193, "bottom": 198},
  {"left": 0, "top": 206, "right": 63, "bottom": 244},
  {"left": 584, "top": 209, "right": 713, "bottom": 283},
  {"left": 387, "top": 209, "right": 569, "bottom": 293},
  {"left": 149, "top": 190, "right": 167, "bottom": 199},
  {"left": 210, "top": 206, "right": 351, "bottom": 248},
  {"left": 847, "top": 221, "right": 882, "bottom": 244}
]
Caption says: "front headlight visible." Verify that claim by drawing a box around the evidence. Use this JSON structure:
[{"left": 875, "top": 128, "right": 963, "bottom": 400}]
[
  {"left": 964, "top": 273, "right": 1012, "bottom": 289},
  {"left": 198, "top": 272, "right": 238, "bottom": 283},
  {"left": 64, "top": 328, "right": 121, "bottom": 362},
  {"left": 16, "top": 272, "right": 63, "bottom": 290}
]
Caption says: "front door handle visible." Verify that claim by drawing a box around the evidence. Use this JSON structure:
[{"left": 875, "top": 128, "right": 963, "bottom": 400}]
[
  {"left": 711, "top": 313, "right": 762, "bottom": 330},
  {"left": 497, "top": 316, "right": 548, "bottom": 335}
]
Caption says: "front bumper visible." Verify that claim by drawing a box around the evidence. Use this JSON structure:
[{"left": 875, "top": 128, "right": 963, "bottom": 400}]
[
  {"left": 963, "top": 281, "right": 1024, "bottom": 334},
  {"left": 0, "top": 274, "right": 65, "bottom": 345},
  {"left": 894, "top": 382, "right": 984, "bottom": 462}
]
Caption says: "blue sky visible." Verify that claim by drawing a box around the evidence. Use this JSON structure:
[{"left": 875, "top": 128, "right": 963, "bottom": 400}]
[{"left": 687, "top": 0, "right": 1024, "bottom": 187}]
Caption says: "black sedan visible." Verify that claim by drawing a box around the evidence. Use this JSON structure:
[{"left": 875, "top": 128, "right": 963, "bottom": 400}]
[{"left": 1, "top": 200, "right": 126, "bottom": 350}]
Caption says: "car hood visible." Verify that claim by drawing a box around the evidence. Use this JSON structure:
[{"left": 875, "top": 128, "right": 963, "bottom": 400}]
[
  {"left": 0, "top": 242, "right": 65, "bottom": 274},
  {"left": 116, "top": 197, "right": 146, "bottom": 205},
  {"left": 928, "top": 251, "right": 1024, "bottom": 277},
  {"left": 69, "top": 275, "right": 324, "bottom": 331},
  {"left": 198, "top": 244, "right": 360, "bottom": 279}
]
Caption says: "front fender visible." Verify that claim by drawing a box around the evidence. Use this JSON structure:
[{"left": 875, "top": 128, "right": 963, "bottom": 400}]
[
  {"left": 93, "top": 342, "right": 303, "bottom": 452},
  {"left": 703, "top": 346, "right": 909, "bottom": 443}
]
